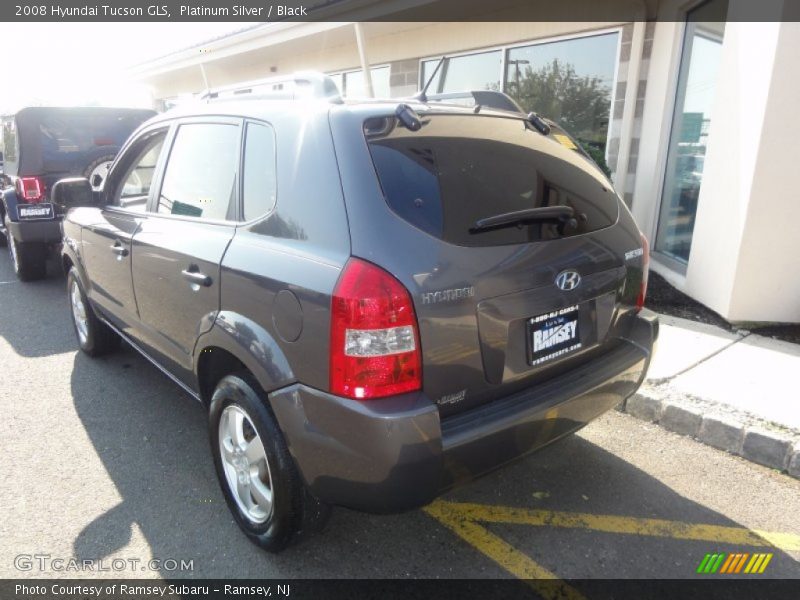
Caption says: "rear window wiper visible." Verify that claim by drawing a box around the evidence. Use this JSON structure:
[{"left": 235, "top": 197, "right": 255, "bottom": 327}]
[{"left": 470, "top": 206, "right": 575, "bottom": 234}]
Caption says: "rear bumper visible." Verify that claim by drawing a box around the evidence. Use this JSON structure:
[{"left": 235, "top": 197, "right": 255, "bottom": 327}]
[
  {"left": 270, "top": 310, "right": 658, "bottom": 513},
  {"left": 6, "top": 218, "right": 62, "bottom": 244}
]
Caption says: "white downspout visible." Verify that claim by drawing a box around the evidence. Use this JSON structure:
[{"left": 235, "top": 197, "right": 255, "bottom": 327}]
[
  {"left": 614, "top": 19, "right": 647, "bottom": 200},
  {"left": 353, "top": 22, "right": 374, "bottom": 98}
]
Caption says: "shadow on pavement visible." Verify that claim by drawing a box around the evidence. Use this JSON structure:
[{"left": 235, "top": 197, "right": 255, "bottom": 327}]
[
  {"left": 68, "top": 347, "right": 800, "bottom": 580},
  {"left": 0, "top": 252, "right": 75, "bottom": 358}
]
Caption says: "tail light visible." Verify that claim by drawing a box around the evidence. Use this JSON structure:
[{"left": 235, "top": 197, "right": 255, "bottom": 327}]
[
  {"left": 16, "top": 177, "right": 45, "bottom": 203},
  {"left": 330, "top": 258, "right": 422, "bottom": 400},
  {"left": 636, "top": 233, "right": 650, "bottom": 312}
]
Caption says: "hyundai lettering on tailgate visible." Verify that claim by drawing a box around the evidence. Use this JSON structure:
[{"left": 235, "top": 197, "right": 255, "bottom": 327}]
[{"left": 528, "top": 305, "right": 582, "bottom": 366}]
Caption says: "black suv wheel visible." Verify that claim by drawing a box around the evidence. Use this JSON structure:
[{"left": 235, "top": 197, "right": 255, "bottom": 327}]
[
  {"left": 8, "top": 234, "right": 46, "bottom": 281},
  {"left": 209, "top": 373, "right": 329, "bottom": 552}
]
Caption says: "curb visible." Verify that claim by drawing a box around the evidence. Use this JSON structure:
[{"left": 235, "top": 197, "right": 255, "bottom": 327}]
[{"left": 618, "top": 385, "right": 800, "bottom": 479}]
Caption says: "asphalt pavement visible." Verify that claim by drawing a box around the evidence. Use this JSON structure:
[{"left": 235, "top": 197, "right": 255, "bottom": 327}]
[{"left": 1, "top": 250, "right": 799, "bottom": 591}]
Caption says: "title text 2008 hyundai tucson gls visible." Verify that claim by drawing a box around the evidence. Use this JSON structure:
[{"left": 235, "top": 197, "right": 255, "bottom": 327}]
[{"left": 55, "top": 74, "right": 657, "bottom": 552}]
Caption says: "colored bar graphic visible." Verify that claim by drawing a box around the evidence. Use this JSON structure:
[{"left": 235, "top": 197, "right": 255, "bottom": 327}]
[
  {"left": 745, "top": 554, "right": 760, "bottom": 573},
  {"left": 696, "top": 554, "right": 712, "bottom": 574},
  {"left": 711, "top": 553, "right": 726, "bottom": 573},
  {"left": 735, "top": 553, "right": 749, "bottom": 573},
  {"left": 700, "top": 552, "right": 773, "bottom": 574},
  {"left": 758, "top": 554, "right": 773, "bottom": 573},
  {"left": 719, "top": 553, "right": 735, "bottom": 573}
]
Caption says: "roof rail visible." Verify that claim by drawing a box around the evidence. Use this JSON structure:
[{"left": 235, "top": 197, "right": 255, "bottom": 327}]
[
  {"left": 202, "top": 71, "right": 343, "bottom": 103},
  {"left": 420, "top": 90, "right": 524, "bottom": 114}
]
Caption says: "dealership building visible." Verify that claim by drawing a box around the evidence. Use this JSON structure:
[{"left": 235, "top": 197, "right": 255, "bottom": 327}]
[{"left": 131, "top": 0, "right": 799, "bottom": 324}]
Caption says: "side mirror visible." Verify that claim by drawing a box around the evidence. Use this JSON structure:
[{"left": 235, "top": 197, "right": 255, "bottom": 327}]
[{"left": 51, "top": 178, "right": 96, "bottom": 209}]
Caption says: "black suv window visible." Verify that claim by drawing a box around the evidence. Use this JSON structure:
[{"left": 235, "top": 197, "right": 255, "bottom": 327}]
[
  {"left": 365, "top": 114, "right": 618, "bottom": 247},
  {"left": 6, "top": 108, "right": 154, "bottom": 178},
  {"left": 110, "top": 131, "right": 166, "bottom": 213},
  {"left": 156, "top": 123, "right": 239, "bottom": 221},
  {"left": 242, "top": 122, "right": 277, "bottom": 221}
]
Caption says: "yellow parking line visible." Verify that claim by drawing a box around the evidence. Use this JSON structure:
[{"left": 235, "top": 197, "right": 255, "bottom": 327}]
[
  {"left": 424, "top": 501, "right": 586, "bottom": 600},
  {"left": 436, "top": 501, "right": 800, "bottom": 551}
]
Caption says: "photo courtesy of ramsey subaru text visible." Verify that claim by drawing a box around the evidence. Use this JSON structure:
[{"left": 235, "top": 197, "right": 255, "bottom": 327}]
[{"left": 52, "top": 73, "right": 657, "bottom": 552}]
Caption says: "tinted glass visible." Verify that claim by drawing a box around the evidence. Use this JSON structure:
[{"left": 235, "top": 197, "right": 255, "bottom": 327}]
[
  {"left": 112, "top": 131, "right": 166, "bottom": 213},
  {"left": 13, "top": 109, "right": 153, "bottom": 176},
  {"left": 242, "top": 122, "right": 277, "bottom": 221},
  {"left": 157, "top": 123, "right": 239, "bottom": 221},
  {"left": 366, "top": 114, "right": 618, "bottom": 247}
]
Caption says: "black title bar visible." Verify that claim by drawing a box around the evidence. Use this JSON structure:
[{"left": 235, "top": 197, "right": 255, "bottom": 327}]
[{"left": 4, "top": 0, "right": 800, "bottom": 22}]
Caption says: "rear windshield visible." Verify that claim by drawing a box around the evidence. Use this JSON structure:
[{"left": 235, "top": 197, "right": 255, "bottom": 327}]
[
  {"left": 365, "top": 114, "right": 618, "bottom": 247},
  {"left": 10, "top": 108, "right": 154, "bottom": 176}
]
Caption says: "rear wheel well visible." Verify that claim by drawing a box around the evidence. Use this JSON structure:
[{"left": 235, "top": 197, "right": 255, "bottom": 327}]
[{"left": 197, "top": 347, "right": 247, "bottom": 405}]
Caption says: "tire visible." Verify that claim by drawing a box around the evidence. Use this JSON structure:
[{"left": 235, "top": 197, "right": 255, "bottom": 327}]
[
  {"left": 83, "top": 154, "right": 116, "bottom": 192},
  {"left": 0, "top": 213, "right": 7, "bottom": 248},
  {"left": 67, "top": 267, "right": 120, "bottom": 356},
  {"left": 209, "top": 372, "right": 330, "bottom": 552},
  {"left": 8, "top": 234, "right": 46, "bottom": 281}
]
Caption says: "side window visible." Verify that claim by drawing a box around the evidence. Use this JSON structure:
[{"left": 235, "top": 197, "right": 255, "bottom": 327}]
[
  {"left": 242, "top": 122, "right": 277, "bottom": 221},
  {"left": 156, "top": 123, "right": 239, "bottom": 221},
  {"left": 110, "top": 130, "right": 167, "bottom": 213}
]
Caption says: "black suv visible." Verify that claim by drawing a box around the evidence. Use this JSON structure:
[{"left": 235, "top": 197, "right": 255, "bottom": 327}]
[
  {"left": 55, "top": 74, "right": 658, "bottom": 552},
  {"left": 0, "top": 107, "right": 155, "bottom": 280}
]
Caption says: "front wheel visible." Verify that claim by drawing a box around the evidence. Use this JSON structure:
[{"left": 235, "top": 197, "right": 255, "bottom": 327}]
[
  {"left": 67, "top": 268, "right": 120, "bottom": 356},
  {"left": 209, "top": 373, "right": 329, "bottom": 552}
]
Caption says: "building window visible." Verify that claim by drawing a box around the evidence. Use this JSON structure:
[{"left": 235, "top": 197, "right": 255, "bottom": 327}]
[
  {"left": 655, "top": 0, "right": 728, "bottom": 265},
  {"left": 420, "top": 50, "right": 502, "bottom": 93},
  {"left": 418, "top": 32, "right": 620, "bottom": 175},
  {"left": 329, "top": 66, "right": 390, "bottom": 97},
  {"left": 505, "top": 32, "right": 619, "bottom": 175}
]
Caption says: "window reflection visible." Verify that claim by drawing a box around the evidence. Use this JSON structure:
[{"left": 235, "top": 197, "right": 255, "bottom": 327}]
[
  {"left": 656, "top": 0, "right": 727, "bottom": 264},
  {"left": 328, "top": 66, "right": 390, "bottom": 97},
  {"left": 421, "top": 50, "right": 502, "bottom": 94},
  {"left": 157, "top": 123, "right": 239, "bottom": 221},
  {"left": 505, "top": 33, "right": 619, "bottom": 175},
  {"left": 419, "top": 35, "right": 619, "bottom": 176}
]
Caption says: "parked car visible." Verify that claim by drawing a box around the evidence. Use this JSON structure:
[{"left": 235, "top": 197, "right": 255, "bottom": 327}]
[
  {"left": 55, "top": 74, "right": 657, "bottom": 552},
  {"left": 0, "top": 107, "right": 156, "bottom": 280}
]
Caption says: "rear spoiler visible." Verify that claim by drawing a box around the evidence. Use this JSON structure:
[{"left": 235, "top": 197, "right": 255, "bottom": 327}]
[{"left": 420, "top": 90, "right": 525, "bottom": 114}]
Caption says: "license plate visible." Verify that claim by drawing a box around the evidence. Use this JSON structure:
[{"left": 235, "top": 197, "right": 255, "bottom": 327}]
[
  {"left": 528, "top": 304, "right": 581, "bottom": 366},
  {"left": 18, "top": 203, "right": 54, "bottom": 220}
]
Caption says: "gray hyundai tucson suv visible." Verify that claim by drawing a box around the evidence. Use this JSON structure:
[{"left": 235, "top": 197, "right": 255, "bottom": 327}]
[{"left": 55, "top": 73, "right": 657, "bottom": 552}]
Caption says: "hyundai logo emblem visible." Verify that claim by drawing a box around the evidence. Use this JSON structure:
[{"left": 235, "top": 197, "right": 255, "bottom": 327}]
[{"left": 555, "top": 270, "right": 581, "bottom": 291}]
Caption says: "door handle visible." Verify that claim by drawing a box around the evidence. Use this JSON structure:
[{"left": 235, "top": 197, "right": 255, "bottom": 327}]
[
  {"left": 181, "top": 267, "right": 212, "bottom": 287},
  {"left": 110, "top": 243, "right": 129, "bottom": 257}
]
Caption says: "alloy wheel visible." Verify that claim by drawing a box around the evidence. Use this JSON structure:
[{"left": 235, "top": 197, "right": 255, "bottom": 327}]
[
  {"left": 218, "top": 404, "right": 274, "bottom": 524},
  {"left": 70, "top": 280, "right": 89, "bottom": 345}
]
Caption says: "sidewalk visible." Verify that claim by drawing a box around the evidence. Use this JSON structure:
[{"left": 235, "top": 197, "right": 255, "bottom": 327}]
[{"left": 620, "top": 313, "right": 800, "bottom": 478}]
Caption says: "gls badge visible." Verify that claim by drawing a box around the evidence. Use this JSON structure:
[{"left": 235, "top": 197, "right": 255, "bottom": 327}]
[{"left": 555, "top": 270, "right": 581, "bottom": 291}]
